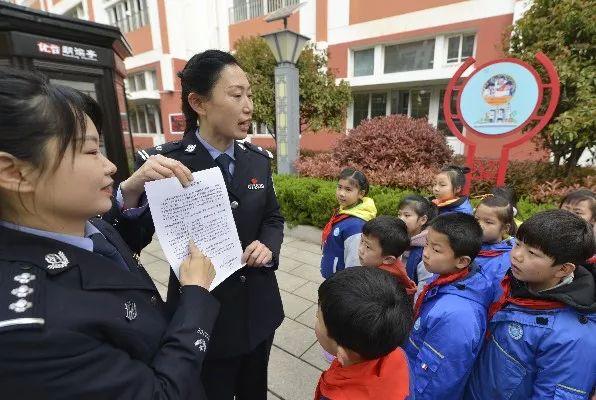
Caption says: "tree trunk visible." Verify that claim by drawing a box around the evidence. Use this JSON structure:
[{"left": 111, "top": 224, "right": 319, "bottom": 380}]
[{"left": 565, "top": 145, "right": 586, "bottom": 171}]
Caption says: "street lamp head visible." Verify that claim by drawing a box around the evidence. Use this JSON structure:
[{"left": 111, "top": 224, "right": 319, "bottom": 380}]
[{"left": 262, "top": 29, "right": 310, "bottom": 64}]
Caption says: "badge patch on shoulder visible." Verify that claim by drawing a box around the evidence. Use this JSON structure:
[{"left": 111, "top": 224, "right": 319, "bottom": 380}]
[
  {"left": 508, "top": 322, "right": 523, "bottom": 340},
  {"left": 414, "top": 317, "right": 421, "bottom": 331}
]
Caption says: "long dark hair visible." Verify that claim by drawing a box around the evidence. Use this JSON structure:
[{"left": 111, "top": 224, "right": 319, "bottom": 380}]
[
  {"left": 338, "top": 167, "right": 370, "bottom": 195},
  {"left": 177, "top": 50, "right": 240, "bottom": 135},
  {"left": 440, "top": 165, "right": 471, "bottom": 195},
  {"left": 0, "top": 67, "right": 102, "bottom": 171},
  {"left": 477, "top": 187, "right": 518, "bottom": 237}
]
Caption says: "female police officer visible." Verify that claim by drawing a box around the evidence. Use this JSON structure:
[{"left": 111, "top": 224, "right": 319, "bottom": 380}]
[
  {"left": 112, "top": 50, "right": 285, "bottom": 400},
  {"left": 0, "top": 68, "right": 219, "bottom": 399}
]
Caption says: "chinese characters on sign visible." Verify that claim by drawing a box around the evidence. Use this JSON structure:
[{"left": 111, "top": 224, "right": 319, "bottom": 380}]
[{"left": 37, "top": 41, "right": 99, "bottom": 62}]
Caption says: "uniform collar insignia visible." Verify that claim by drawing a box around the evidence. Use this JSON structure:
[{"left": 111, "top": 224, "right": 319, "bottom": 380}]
[{"left": 45, "top": 251, "right": 69, "bottom": 270}]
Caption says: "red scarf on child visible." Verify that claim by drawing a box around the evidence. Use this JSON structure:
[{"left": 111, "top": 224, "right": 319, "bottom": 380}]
[
  {"left": 322, "top": 212, "right": 351, "bottom": 246},
  {"left": 431, "top": 197, "right": 459, "bottom": 208},
  {"left": 379, "top": 260, "right": 417, "bottom": 297},
  {"left": 413, "top": 268, "right": 470, "bottom": 320},
  {"left": 487, "top": 274, "right": 566, "bottom": 322},
  {"left": 314, "top": 347, "right": 410, "bottom": 400},
  {"left": 477, "top": 249, "right": 507, "bottom": 257}
]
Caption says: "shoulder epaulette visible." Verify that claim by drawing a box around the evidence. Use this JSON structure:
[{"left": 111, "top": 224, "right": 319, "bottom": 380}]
[
  {"left": 0, "top": 262, "right": 45, "bottom": 333},
  {"left": 243, "top": 142, "right": 274, "bottom": 159},
  {"left": 136, "top": 141, "right": 182, "bottom": 161}
]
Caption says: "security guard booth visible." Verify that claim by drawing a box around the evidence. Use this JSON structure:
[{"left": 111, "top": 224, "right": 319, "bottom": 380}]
[{"left": 0, "top": 2, "right": 133, "bottom": 182}]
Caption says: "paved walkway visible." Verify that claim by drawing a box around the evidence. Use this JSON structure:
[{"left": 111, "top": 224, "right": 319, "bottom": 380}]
[{"left": 140, "top": 233, "right": 326, "bottom": 400}]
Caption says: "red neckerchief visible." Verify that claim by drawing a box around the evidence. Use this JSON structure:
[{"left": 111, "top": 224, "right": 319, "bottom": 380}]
[
  {"left": 478, "top": 249, "right": 506, "bottom": 257},
  {"left": 413, "top": 268, "right": 470, "bottom": 320},
  {"left": 314, "top": 347, "right": 410, "bottom": 400},
  {"left": 487, "top": 275, "right": 566, "bottom": 322},
  {"left": 379, "top": 260, "right": 417, "bottom": 297},
  {"left": 431, "top": 197, "right": 458, "bottom": 208},
  {"left": 321, "top": 212, "right": 351, "bottom": 246}
]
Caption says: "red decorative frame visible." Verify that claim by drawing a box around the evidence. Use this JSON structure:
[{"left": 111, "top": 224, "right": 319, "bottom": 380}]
[{"left": 443, "top": 52, "right": 560, "bottom": 193}]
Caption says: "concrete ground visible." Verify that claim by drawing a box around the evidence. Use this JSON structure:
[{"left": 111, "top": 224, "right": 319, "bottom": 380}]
[{"left": 140, "top": 228, "right": 326, "bottom": 400}]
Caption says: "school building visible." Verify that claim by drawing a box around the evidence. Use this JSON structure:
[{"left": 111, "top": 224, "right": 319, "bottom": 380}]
[
  {"left": 13, "top": 0, "right": 542, "bottom": 160},
  {"left": 233, "top": 0, "right": 540, "bottom": 159}
]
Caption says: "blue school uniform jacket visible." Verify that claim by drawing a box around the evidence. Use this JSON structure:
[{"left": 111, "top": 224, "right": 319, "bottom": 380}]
[
  {"left": 434, "top": 196, "right": 473, "bottom": 215},
  {"left": 405, "top": 264, "right": 495, "bottom": 400},
  {"left": 320, "top": 198, "right": 377, "bottom": 279},
  {"left": 464, "top": 266, "right": 596, "bottom": 400},
  {"left": 405, "top": 246, "right": 425, "bottom": 284},
  {"left": 476, "top": 239, "right": 513, "bottom": 295}
]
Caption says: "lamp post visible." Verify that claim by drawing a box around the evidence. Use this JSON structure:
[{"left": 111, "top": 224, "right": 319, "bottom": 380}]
[{"left": 262, "top": 22, "right": 309, "bottom": 175}]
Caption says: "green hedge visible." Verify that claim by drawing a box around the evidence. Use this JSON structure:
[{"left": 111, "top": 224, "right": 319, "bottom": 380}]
[{"left": 273, "top": 175, "right": 556, "bottom": 228}]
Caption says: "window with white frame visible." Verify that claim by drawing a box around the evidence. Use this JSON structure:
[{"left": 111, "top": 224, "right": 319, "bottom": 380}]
[
  {"left": 353, "top": 48, "right": 374, "bottom": 77},
  {"left": 129, "top": 103, "right": 160, "bottom": 134},
  {"left": 437, "top": 89, "right": 463, "bottom": 136},
  {"left": 446, "top": 34, "right": 475, "bottom": 63},
  {"left": 384, "top": 39, "right": 435, "bottom": 73},
  {"left": 64, "top": 3, "right": 85, "bottom": 19},
  {"left": 353, "top": 93, "right": 369, "bottom": 128},
  {"left": 107, "top": 0, "right": 149, "bottom": 33},
  {"left": 410, "top": 89, "right": 431, "bottom": 119},
  {"left": 126, "top": 70, "right": 157, "bottom": 92},
  {"left": 352, "top": 88, "right": 435, "bottom": 128}
]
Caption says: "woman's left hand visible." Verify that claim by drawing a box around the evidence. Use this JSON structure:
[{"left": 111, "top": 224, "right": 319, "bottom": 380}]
[{"left": 242, "top": 240, "right": 273, "bottom": 267}]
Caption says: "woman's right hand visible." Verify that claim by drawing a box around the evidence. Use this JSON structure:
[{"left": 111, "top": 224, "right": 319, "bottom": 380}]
[
  {"left": 179, "top": 241, "right": 216, "bottom": 290},
  {"left": 120, "top": 155, "right": 193, "bottom": 209}
]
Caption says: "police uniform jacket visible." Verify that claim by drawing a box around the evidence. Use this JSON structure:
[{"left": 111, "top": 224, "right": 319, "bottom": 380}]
[
  {"left": 0, "top": 218, "right": 220, "bottom": 400},
  {"left": 110, "top": 132, "right": 285, "bottom": 359}
]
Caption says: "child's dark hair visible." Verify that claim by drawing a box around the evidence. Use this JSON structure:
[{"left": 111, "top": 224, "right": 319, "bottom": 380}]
[
  {"left": 318, "top": 267, "right": 413, "bottom": 360},
  {"left": 429, "top": 213, "right": 483, "bottom": 260},
  {"left": 477, "top": 187, "right": 517, "bottom": 236},
  {"left": 517, "top": 210, "right": 594, "bottom": 266},
  {"left": 338, "top": 167, "right": 369, "bottom": 195},
  {"left": 362, "top": 216, "right": 409, "bottom": 257},
  {"left": 440, "top": 165, "right": 471, "bottom": 195},
  {"left": 0, "top": 67, "right": 102, "bottom": 171},
  {"left": 560, "top": 189, "right": 596, "bottom": 219},
  {"left": 398, "top": 194, "right": 438, "bottom": 229},
  {"left": 178, "top": 50, "right": 240, "bottom": 134}
]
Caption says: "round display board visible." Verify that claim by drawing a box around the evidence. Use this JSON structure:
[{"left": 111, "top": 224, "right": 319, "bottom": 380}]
[{"left": 460, "top": 61, "right": 540, "bottom": 136}]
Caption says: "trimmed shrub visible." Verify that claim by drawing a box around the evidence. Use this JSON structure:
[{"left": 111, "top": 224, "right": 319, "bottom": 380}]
[
  {"left": 295, "top": 114, "right": 453, "bottom": 188},
  {"left": 273, "top": 175, "right": 557, "bottom": 228}
]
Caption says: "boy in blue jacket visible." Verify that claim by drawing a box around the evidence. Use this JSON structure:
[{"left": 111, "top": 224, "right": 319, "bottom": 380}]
[
  {"left": 405, "top": 213, "right": 494, "bottom": 400},
  {"left": 465, "top": 210, "right": 595, "bottom": 400}
]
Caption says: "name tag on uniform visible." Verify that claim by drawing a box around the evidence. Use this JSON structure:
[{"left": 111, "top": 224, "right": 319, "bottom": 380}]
[{"left": 247, "top": 178, "right": 265, "bottom": 190}]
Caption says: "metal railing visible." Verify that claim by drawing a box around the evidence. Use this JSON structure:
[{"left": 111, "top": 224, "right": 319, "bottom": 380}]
[{"left": 229, "top": 0, "right": 299, "bottom": 24}]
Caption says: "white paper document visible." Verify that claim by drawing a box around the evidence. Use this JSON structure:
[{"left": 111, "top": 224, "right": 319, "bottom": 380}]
[{"left": 144, "top": 167, "right": 244, "bottom": 290}]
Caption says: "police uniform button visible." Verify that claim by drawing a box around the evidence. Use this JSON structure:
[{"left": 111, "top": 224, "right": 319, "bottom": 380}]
[
  {"left": 150, "top": 295, "right": 158, "bottom": 305},
  {"left": 239, "top": 275, "right": 247, "bottom": 283},
  {"left": 579, "top": 315, "right": 588, "bottom": 324},
  {"left": 231, "top": 201, "right": 239, "bottom": 209}
]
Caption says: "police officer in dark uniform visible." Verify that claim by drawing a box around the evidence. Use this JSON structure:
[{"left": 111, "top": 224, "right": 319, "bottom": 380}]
[
  {"left": 110, "top": 50, "right": 284, "bottom": 400},
  {"left": 0, "top": 219, "right": 219, "bottom": 399},
  {"left": 0, "top": 69, "right": 220, "bottom": 399}
]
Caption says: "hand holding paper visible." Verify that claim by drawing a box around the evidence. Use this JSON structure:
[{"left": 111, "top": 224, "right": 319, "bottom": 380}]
[
  {"left": 179, "top": 241, "right": 216, "bottom": 289},
  {"left": 144, "top": 167, "right": 245, "bottom": 290}
]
